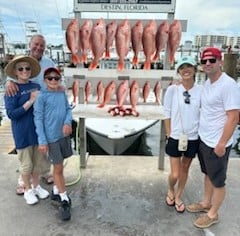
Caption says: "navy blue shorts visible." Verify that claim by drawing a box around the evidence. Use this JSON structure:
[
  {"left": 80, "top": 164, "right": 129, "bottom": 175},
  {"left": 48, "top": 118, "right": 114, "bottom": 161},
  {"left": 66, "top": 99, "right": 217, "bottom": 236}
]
[
  {"left": 48, "top": 136, "right": 73, "bottom": 165},
  {"left": 198, "top": 139, "right": 231, "bottom": 188},
  {"left": 165, "top": 137, "right": 199, "bottom": 158}
]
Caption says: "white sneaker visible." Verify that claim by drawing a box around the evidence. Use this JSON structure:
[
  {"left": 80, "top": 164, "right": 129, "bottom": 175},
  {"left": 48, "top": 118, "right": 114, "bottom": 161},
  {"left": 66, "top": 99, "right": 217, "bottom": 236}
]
[
  {"left": 24, "top": 189, "right": 39, "bottom": 205},
  {"left": 33, "top": 185, "right": 49, "bottom": 199}
]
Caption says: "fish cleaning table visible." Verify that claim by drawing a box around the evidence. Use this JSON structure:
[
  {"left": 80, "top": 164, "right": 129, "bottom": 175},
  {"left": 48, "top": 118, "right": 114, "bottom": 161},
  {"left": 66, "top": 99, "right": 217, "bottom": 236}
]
[
  {"left": 65, "top": 68, "right": 177, "bottom": 169},
  {"left": 72, "top": 104, "right": 166, "bottom": 169}
]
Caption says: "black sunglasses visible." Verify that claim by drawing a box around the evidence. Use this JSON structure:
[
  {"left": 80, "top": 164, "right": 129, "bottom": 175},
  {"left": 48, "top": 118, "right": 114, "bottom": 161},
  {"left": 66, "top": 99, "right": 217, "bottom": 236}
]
[
  {"left": 17, "top": 67, "right": 31, "bottom": 72},
  {"left": 45, "top": 76, "right": 61, "bottom": 81},
  {"left": 200, "top": 58, "right": 217, "bottom": 65},
  {"left": 183, "top": 91, "right": 191, "bottom": 104}
]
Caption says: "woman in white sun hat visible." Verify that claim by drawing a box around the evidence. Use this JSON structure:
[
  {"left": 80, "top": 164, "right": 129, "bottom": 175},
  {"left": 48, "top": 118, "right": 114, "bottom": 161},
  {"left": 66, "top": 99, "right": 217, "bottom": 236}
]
[{"left": 4, "top": 55, "right": 49, "bottom": 205}]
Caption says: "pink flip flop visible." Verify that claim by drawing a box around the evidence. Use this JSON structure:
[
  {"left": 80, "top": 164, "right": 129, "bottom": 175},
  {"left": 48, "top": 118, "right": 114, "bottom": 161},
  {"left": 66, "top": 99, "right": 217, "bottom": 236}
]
[{"left": 16, "top": 185, "right": 24, "bottom": 195}]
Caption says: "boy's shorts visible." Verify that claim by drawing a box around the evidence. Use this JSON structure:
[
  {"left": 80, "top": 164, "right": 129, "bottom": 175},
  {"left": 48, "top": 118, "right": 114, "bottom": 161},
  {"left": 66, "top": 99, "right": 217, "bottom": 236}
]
[{"left": 48, "top": 136, "right": 73, "bottom": 165}]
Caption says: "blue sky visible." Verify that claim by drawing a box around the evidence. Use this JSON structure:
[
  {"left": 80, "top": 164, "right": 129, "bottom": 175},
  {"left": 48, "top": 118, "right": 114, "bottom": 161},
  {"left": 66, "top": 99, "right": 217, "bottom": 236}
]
[{"left": 0, "top": 0, "right": 240, "bottom": 46}]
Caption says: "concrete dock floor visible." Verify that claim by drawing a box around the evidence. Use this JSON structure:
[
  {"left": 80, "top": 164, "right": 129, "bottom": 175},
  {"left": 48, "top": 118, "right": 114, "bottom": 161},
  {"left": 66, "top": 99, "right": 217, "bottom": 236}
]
[
  {"left": 0, "top": 120, "right": 240, "bottom": 236},
  {"left": 0, "top": 153, "right": 240, "bottom": 236}
]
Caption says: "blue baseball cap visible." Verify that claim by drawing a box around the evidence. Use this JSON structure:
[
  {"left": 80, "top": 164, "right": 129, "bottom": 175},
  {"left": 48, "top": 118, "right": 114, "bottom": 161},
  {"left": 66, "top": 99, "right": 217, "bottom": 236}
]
[{"left": 176, "top": 56, "right": 196, "bottom": 71}]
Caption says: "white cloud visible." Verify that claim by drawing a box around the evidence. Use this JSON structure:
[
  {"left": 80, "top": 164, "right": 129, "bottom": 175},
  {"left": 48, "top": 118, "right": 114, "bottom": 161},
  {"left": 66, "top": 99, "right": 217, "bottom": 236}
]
[{"left": 0, "top": 0, "right": 240, "bottom": 45}]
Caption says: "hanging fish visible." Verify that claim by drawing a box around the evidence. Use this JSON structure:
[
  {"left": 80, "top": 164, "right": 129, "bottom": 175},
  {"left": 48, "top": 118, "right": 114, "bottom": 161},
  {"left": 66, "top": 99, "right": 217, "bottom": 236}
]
[
  {"left": 130, "top": 80, "right": 140, "bottom": 116},
  {"left": 153, "top": 20, "right": 169, "bottom": 62},
  {"left": 96, "top": 80, "right": 104, "bottom": 103},
  {"left": 142, "top": 20, "right": 157, "bottom": 70},
  {"left": 98, "top": 80, "right": 116, "bottom": 108},
  {"left": 168, "top": 20, "right": 182, "bottom": 65},
  {"left": 131, "top": 20, "right": 143, "bottom": 67},
  {"left": 79, "top": 19, "right": 93, "bottom": 63},
  {"left": 116, "top": 80, "right": 129, "bottom": 108},
  {"left": 85, "top": 80, "right": 92, "bottom": 103},
  {"left": 142, "top": 81, "right": 150, "bottom": 103},
  {"left": 66, "top": 19, "right": 81, "bottom": 65},
  {"left": 88, "top": 18, "right": 106, "bottom": 70},
  {"left": 115, "top": 19, "right": 131, "bottom": 71},
  {"left": 71, "top": 80, "right": 79, "bottom": 105},
  {"left": 153, "top": 81, "right": 161, "bottom": 105},
  {"left": 105, "top": 20, "right": 118, "bottom": 59}
]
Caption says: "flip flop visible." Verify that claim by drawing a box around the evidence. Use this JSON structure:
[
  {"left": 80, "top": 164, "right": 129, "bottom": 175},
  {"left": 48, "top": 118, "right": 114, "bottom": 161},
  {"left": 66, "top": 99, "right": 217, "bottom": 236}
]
[
  {"left": 16, "top": 185, "right": 24, "bottom": 195},
  {"left": 175, "top": 202, "right": 185, "bottom": 213},
  {"left": 166, "top": 195, "right": 175, "bottom": 206}
]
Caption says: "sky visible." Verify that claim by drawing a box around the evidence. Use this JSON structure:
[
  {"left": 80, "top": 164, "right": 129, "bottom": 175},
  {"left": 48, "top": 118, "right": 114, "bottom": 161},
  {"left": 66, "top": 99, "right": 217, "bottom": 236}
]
[{"left": 0, "top": 0, "right": 240, "bottom": 47}]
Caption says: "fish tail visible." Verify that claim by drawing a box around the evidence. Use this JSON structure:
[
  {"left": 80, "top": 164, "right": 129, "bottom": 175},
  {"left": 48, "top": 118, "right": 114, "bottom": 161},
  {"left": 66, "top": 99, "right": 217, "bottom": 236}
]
[
  {"left": 117, "top": 62, "right": 125, "bottom": 71},
  {"left": 132, "top": 56, "right": 138, "bottom": 66},
  {"left": 169, "top": 54, "right": 175, "bottom": 65},
  {"left": 105, "top": 50, "right": 110, "bottom": 58},
  {"left": 81, "top": 54, "right": 87, "bottom": 63},
  {"left": 143, "top": 61, "right": 151, "bottom": 70},
  {"left": 88, "top": 60, "right": 98, "bottom": 70},
  {"left": 72, "top": 54, "right": 81, "bottom": 65},
  {"left": 152, "top": 53, "right": 159, "bottom": 62}
]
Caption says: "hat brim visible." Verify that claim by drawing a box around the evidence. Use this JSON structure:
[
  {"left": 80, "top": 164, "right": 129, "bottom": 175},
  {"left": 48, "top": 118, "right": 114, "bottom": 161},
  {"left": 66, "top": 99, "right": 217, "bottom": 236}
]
[
  {"left": 44, "top": 67, "right": 61, "bottom": 78},
  {"left": 5, "top": 55, "right": 41, "bottom": 79},
  {"left": 176, "top": 62, "right": 196, "bottom": 71}
]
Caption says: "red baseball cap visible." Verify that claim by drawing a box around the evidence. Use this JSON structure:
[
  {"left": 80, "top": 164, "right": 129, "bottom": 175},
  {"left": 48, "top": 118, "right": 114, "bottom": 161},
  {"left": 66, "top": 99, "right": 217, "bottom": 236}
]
[
  {"left": 201, "top": 47, "right": 222, "bottom": 60},
  {"left": 44, "top": 67, "right": 61, "bottom": 77}
]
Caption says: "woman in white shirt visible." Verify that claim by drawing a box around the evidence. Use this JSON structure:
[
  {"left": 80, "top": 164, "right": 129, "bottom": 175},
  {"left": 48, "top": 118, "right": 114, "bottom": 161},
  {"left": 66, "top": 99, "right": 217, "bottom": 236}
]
[{"left": 163, "top": 56, "right": 202, "bottom": 213}]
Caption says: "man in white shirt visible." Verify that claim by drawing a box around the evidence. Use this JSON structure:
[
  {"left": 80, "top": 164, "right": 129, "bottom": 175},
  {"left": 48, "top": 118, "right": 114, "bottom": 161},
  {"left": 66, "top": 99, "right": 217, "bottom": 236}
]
[{"left": 186, "top": 47, "right": 240, "bottom": 228}]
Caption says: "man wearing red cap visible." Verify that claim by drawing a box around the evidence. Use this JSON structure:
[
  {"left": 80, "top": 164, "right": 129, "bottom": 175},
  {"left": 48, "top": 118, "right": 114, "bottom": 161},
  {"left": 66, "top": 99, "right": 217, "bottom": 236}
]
[{"left": 186, "top": 47, "right": 240, "bottom": 228}]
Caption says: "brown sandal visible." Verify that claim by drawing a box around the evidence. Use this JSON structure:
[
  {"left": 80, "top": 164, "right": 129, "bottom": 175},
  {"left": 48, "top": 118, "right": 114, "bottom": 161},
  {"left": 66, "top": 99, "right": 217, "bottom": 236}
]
[
  {"left": 175, "top": 202, "right": 185, "bottom": 213},
  {"left": 166, "top": 195, "right": 175, "bottom": 206}
]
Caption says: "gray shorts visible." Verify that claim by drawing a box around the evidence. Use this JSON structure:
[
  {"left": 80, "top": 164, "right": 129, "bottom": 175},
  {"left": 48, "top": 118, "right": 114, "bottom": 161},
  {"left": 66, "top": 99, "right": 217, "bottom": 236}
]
[
  {"left": 48, "top": 136, "right": 73, "bottom": 164},
  {"left": 198, "top": 139, "right": 231, "bottom": 188}
]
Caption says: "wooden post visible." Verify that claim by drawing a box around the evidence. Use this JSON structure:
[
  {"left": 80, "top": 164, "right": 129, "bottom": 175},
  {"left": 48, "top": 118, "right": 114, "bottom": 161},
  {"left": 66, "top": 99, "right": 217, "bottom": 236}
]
[
  {"left": 223, "top": 54, "right": 238, "bottom": 80},
  {"left": 79, "top": 117, "right": 87, "bottom": 168},
  {"left": 158, "top": 120, "right": 165, "bottom": 170}
]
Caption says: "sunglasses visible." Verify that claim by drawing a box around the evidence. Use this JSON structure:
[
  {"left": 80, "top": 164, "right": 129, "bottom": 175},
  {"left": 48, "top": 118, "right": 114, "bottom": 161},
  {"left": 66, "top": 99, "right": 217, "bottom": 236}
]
[
  {"left": 183, "top": 91, "right": 191, "bottom": 104},
  {"left": 45, "top": 76, "right": 61, "bottom": 81},
  {"left": 200, "top": 58, "right": 217, "bottom": 65},
  {"left": 17, "top": 67, "right": 31, "bottom": 72}
]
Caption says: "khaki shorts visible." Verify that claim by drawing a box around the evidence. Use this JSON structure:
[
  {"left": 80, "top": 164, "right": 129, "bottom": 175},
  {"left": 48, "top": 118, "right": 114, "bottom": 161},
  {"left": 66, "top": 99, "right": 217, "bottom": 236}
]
[{"left": 17, "top": 146, "right": 45, "bottom": 175}]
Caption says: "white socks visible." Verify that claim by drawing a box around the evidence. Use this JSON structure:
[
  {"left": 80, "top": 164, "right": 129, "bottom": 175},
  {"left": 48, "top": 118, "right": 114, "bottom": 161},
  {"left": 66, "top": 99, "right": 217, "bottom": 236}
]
[
  {"left": 53, "top": 185, "right": 69, "bottom": 202},
  {"left": 59, "top": 191, "right": 69, "bottom": 202},
  {"left": 53, "top": 185, "right": 59, "bottom": 195}
]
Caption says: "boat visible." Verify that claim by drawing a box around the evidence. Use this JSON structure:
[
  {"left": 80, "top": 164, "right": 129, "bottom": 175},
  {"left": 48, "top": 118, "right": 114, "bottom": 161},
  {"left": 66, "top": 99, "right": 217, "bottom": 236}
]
[
  {"left": 72, "top": 102, "right": 166, "bottom": 156},
  {"left": 66, "top": 68, "right": 173, "bottom": 157},
  {"left": 86, "top": 118, "right": 158, "bottom": 155}
]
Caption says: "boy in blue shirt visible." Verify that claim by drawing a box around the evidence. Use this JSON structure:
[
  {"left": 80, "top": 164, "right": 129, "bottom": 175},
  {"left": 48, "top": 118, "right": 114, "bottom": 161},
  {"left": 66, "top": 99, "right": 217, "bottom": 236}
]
[{"left": 34, "top": 67, "right": 73, "bottom": 221}]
